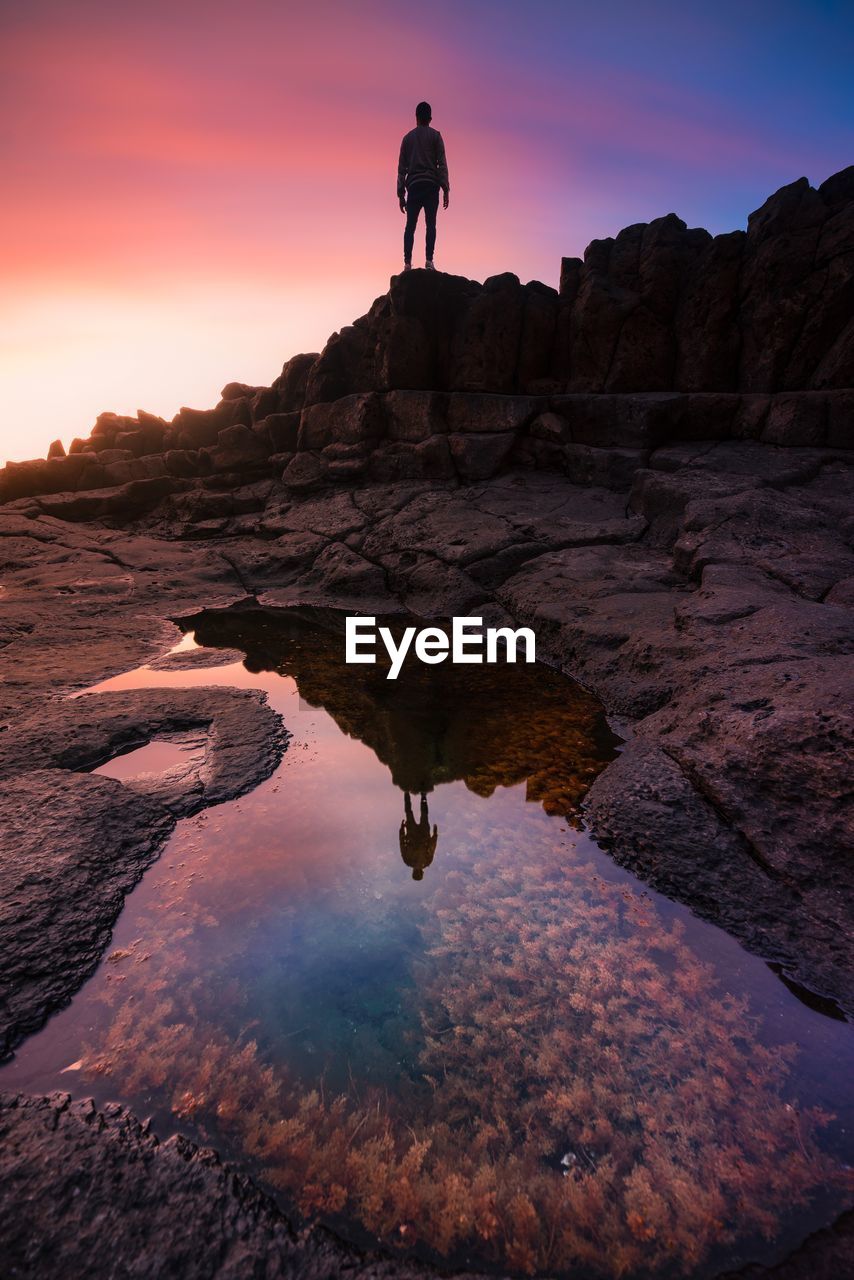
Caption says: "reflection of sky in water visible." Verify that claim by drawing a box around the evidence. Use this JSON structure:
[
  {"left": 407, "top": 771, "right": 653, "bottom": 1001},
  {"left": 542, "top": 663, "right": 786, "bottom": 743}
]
[{"left": 3, "top": 611, "right": 853, "bottom": 1278}]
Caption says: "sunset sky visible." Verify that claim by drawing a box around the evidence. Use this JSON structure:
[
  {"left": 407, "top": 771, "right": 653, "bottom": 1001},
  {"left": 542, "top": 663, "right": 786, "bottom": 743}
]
[{"left": 2, "top": 0, "right": 852, "bottom": 463}]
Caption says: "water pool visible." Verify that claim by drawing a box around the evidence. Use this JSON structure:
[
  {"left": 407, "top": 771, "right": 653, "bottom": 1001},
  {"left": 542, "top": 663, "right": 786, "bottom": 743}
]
[{"left": 3, "top": 607, "right": 852, "bottom": 1278}]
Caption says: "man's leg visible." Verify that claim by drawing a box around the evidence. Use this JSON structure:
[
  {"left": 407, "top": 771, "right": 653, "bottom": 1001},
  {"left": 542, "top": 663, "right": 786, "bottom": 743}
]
[
  {"left": 424, "top": 186, "right": 440, "bottom": 262},
  {"left": 403, "top": 190, "right": 424, "bottom": 265}
]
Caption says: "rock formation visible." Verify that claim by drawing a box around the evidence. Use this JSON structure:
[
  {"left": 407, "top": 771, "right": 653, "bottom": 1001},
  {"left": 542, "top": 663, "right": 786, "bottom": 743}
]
[
  {"left": 1, "top": 168, "right": 851, "bottom": 510},
  {"left": 1, "top": 167, "right": 853, "bottom": 1280}
]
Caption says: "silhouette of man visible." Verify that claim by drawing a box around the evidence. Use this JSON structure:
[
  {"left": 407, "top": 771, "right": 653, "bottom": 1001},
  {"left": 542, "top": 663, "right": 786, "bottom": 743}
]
[
  {"left": 399, "top": 791, "right": 438, "bottom": 881},
  {"left": 397, "top": 101, "right": 450, "bottom": 273}
]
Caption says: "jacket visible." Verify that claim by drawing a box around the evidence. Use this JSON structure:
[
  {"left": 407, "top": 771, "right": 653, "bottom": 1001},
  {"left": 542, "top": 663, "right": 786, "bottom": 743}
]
[{"left": 397, "top": 125, "right": 450, "bottom": 197}]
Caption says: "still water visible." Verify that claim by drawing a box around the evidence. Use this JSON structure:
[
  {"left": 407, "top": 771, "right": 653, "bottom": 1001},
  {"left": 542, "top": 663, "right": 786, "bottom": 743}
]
[{"left": 3, "top": 607, "right": 852, "bottom": 1278}]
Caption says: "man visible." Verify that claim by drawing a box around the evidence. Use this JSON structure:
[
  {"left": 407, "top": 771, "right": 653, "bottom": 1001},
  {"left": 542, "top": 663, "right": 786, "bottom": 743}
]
[
  {"left": 399, "top": 791, "right": 439, "bottom": 882},
  {"left": 397, "top": 101, "right": 450, "bottom": 272}
]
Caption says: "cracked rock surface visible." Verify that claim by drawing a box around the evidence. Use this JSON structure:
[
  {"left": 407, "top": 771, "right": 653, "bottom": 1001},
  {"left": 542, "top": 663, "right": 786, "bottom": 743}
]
[{"left": 0, "top": 451, "right": 851, "bottom": 1280}]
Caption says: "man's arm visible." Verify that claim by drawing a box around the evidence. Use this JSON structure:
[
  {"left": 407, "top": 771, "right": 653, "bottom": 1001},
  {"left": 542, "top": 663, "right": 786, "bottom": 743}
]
[
  {"left": 436, "top": 131, "right": 450, "bottom": 208},
  {"left": 397, "top": 136, "right": 408, "bottom": 209}
]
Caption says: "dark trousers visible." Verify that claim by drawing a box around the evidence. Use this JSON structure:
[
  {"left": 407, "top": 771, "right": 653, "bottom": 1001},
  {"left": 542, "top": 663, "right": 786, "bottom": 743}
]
[{"left": 404, "top": 182, "right": 440, "bottom": 262}]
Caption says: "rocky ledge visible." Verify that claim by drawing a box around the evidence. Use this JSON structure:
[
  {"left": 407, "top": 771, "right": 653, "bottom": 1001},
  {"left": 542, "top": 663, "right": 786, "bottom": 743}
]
[{"left": 0, "top": 168, "right": 852, "bottom": 1278}]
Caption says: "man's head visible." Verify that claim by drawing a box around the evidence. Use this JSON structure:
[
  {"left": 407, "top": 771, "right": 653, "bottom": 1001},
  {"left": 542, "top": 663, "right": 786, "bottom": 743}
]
[{"left": 415, "top": 101, "right": 432, "bottom": 126}]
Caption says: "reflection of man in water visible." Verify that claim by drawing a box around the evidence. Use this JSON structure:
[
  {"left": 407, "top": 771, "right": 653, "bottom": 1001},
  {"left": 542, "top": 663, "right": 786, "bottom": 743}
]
[{"left": 399, "top": 791, "right": 438, "bottom": 881}]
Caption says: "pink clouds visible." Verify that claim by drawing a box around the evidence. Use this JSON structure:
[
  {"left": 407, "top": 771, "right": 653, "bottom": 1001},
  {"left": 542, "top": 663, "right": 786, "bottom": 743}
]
[{"left": 1, "top": 0, "right": 848, "bottom": 463}]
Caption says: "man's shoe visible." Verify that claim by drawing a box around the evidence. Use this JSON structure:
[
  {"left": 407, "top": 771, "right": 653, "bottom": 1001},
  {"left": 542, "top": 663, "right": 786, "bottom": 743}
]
[
  {"left": 425, "top": 260, "right": 436, "bottom": 271},
  {"left": 403, "top": 262, "right": 412, "bottom": 271}
]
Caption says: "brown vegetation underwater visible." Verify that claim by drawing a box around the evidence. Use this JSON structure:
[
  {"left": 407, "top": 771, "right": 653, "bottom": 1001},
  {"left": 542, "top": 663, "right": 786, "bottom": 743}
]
[
  {"left": 80, "top": 827, "right": 846, "bottom": 1277},
  {"left": 5, "top": 611, "right": 849, "bottom": 1278}
]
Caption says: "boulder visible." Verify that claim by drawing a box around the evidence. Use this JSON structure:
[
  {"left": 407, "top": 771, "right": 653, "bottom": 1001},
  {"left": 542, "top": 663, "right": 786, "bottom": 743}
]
[
  {"left": 561, "top": 444, "right": 648, "bottom": 490},
  {"left": 761, "top": 394, "right": 828, "bottom": 447},
  {"left": 203, "top": 424, "right": 271, "bottom": 472},
  {"left": 0, "top": 459, "right": 51, "bottom": 501},
  {"left": 739, "top": 177, "right": 828, "bottom": 392},
  {"left": 529, "top": 411, "right": 572, "bottom": 445},
  {"left": 606, "top": 216, "right": 710, "bottom": 392},
  {"left": 220, "top": 381, "right": 258, "bottom": 400},
  {"left": 369, "top": 434, "right": 455, "bottom": 483},
  {"left": 90, "top": 411, "right": 137, "bottom": 440},
  {"left": 567, "top": 226, "right": 645, "bottom": 391},
  {"left": 258, "top": 412, "right": 300, "bottom": 453},
  {"left": 250, "top": 387, "right": 279, "bottom": 421},
  {"left": 551, "top": 393, "right": 682, "bottom": 448},
  {"left": 303, "top": 326, "right": 373, "bottom": 405},
  {"left": 383, "top": 390, "right": 446, "bottom": 442},
  {"left": 448, "top": 431, "right": 516, "bottom": 480},
  {"left": 94, "top": 448, "right": 134, "bottom": 465},
  {"left": 281, "top": 451, "right": 329, "bottom": 492},
  {"left": 171, "top": 400, "right": 250, "bottom": 450},
  {"left": 273, "top": 352, "right": 318, "bottom": 412},
  {"left": 517, "top": 282, "right": 559, "bottom": 390},
  {"left": 827, "top": 390, "right": 854, "bottom": 448},
  {"left": 164, "top": 449, "right": 201, "bottom": 478},
  {"left": 675, "top": 231, "right": 744, "bottom": 392},
  {"left": 446, "top": 392, "right": 538, "bottom": 434},
  {"left": 450, "top": 272, "right": 525, "bottom": 392},
  {"left": 298, "top": 393, "right": 383, "bottom": 451}
]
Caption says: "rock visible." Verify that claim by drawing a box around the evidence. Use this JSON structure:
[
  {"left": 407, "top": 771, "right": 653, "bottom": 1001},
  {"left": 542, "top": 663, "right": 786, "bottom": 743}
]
[
  {"left": 448, "top": 431, "right": 516, "bottom": 480},
  {"left": 322, "top": 442, "right": 371, "bottom": 482},
  {"left": 171, "top": 400, "right": 250, "bottom": 450},
  {"left": 227, "top": 532, "right": 331, "bottom": 594},
  {"left": 529, "top": 411, "right": 572, "bottom": 445},
  {"left": 383, "top": 390, "right": 447, "bottom": 442},
  {"left": 450, "top": 272, "right": 525, "bottom": 392},
  {"left": 33, "top": 476, "right": 183, "bottom": 523},
  {"left": 273, "top": 351, "right": 318, "bottom": 412},
  {"left": 761, "top": 393, "right": 828, "bottom": 446},
  {"left": 0, "top": 458, "right": 50, "bottom": 501},
  {"left": 259, "top": 412, "right": 300, "bottom": 453},
  {"left": 205, "top": 423, "right": 271, "bottom": 472},
  {"left": 266, "top": 491, "right": 366, "bottom": 541},
  {"left": 517, "top": 281, "right": 559, "bottom": 390},
  {"left": 296, "top": 540, "right": 391, "bottom": 608},
  {"left": 90, "top": 411, "right": 137, "bottom": 440},
  {"left": 606, "top": 216, "right": 709, "bottom": 392},
  {"left": 566, "top": 228, "right": 643, "bottom": 392},
  {"left": 0, "top": 771, "right": 174, "bottom": 1057},
  {"left": 94, "top": 448, "right": 135, "bottom": 465},
  {"left": 164, "top": 449, "right": 201, "bottom": 478},
  {"left": 827, "top": 390, "right": 854, "bottom": 448},
  {"left": 739, "top": 178, "right": 829, "bottom": 392},
  {"left": 0, "top": 1089, "right": 475, "bottom": 1280},
  {"left": 551, "top": 393, "right": 679, "bottom": 448},
  {"left": 628, "top": 466, "right": 756, "bottom": 546},
  {"left": 561, "top": 444, "right": 647, "bottom": 490},
  {"left": 446, "top": 392, "right": 538, "bottom": 434},
  {"left": 383, "top": 268, "right": 480, "bottom": 390},
  {"left": 250, "top": 387, "right": 279, "bottom": 421},
  {"left": 298, "top": 393, "right": 383, "bottom": 451},
  {"left": 368, "top": 434, "right": 455, "bottom": 483},
  {"left": 676, "top": 231, "right": 744, "bottom": 391},
  {"left": 220, "top": 381, "right": 258, "bottom": 400},
  {"left": 281, "top": 451, "right": 328, "bottom": 492},
  {"left": 47, "top": 439, "right": 65, "bottom": 459},
  {"left": 303, "top": 324, "right": 374, "bottom": 404},
  {"left": 360, "top": 488, "right": 520, "bottom": 569}
]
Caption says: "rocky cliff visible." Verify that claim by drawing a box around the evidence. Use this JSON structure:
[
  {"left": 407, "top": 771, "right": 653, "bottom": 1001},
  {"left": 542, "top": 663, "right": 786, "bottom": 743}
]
[
  {"left": 2, "top": 167, "right": 852, "bottom": 511},
  {"left": 2, "top": 168, "right": 854, "bottom": 1280}
]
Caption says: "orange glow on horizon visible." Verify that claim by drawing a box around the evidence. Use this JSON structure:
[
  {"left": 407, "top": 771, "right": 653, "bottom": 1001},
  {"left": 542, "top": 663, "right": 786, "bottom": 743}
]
[{"left": 3, "top": 1, "right": 848, "bottom": 465}]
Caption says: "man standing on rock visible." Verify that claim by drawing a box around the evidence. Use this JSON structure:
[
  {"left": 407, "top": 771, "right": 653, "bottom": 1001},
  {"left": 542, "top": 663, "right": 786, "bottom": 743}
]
[{"left": 397, "top": 101, "right": 450, "bottom": 272}]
